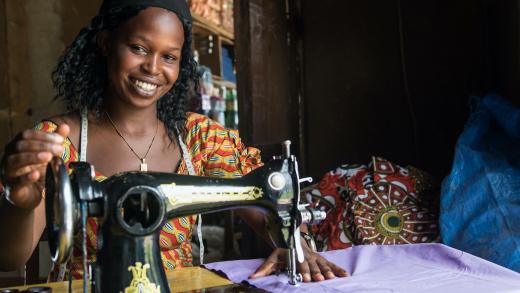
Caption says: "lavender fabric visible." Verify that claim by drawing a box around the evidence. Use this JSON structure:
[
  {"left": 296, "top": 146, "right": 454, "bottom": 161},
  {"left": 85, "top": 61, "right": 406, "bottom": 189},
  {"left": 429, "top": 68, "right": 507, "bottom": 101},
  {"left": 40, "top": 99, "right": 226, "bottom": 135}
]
[{"left": 203, "top": 244, "right": 520, "bottom": 293}]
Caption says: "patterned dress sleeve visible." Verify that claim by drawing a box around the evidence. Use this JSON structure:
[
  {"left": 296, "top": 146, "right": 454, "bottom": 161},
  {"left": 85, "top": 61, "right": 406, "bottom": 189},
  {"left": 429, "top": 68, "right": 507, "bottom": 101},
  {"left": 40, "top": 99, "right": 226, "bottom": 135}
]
[{"left": 184, "top": 113, "right": 263, "bottom": 178}]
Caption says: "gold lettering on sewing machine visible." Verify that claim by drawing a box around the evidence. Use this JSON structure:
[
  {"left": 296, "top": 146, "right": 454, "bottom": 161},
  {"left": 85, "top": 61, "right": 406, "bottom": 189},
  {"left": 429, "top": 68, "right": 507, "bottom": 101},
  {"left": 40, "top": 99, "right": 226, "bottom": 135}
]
[
  {"left": 159, "top": 183, "right": 263, "bottom": 205},
  {"left": 124, "top": 262, "right": 160, "bottom": 293}
]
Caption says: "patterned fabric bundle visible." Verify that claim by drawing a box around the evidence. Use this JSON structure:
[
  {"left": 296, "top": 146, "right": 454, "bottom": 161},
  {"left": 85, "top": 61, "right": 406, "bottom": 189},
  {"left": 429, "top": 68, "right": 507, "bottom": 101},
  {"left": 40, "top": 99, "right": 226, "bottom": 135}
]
[{"left": 304, "top": 157, "right": 439, "bottom": 251}]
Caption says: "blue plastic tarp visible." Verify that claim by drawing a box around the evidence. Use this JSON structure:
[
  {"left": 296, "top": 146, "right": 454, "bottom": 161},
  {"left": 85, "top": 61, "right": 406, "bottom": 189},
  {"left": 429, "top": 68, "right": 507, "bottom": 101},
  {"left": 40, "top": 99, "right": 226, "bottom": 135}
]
[{"left": 440, "top": 94, "right": 520, "bottom": 272}]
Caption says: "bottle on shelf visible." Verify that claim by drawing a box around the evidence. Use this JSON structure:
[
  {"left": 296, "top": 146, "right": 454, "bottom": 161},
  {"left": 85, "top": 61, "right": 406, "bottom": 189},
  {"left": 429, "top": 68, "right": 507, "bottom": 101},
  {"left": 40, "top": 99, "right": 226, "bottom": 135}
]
[
  {"left": 219, "top": 85, "right": 228, "bottom": 127},
  {"left": 200, "top": 65, "right": 213, "bottom": 117},
  {"left": 225, "top": 88, "right": 238, "bottom": 129},
  {"left": 232, "top": 89, "right": 239, "bottom": 128},
  {"left": 210, "top": 87, "right": 226, "bottom": 126}
]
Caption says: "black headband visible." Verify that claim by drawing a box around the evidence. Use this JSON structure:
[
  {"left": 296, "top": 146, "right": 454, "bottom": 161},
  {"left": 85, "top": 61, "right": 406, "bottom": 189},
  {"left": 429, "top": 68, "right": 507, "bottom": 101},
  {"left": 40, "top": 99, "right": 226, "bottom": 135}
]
[{"left": 99, "top": 0, "right": 192, "bottom": 24}]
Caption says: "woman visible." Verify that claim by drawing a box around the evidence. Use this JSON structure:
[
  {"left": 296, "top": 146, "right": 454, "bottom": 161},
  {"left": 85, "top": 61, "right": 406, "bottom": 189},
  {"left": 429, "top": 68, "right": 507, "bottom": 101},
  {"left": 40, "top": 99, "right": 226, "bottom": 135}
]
[{"left": 0, "top": 0, "right": 347, "bottom": 283}]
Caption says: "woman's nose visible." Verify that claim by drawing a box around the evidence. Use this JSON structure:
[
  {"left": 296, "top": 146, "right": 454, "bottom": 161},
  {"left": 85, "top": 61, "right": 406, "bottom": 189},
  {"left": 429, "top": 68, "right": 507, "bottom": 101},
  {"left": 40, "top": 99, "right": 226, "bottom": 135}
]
[{"left": 142, "top": 54, "right": 160, "bottom": 75}]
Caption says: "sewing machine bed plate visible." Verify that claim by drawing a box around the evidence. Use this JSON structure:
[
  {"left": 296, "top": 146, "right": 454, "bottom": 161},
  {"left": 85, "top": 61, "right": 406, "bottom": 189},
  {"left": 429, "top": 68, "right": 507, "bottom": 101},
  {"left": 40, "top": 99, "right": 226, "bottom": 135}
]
[{"left": 1, "top": 267, "right": 239, "bottom": 293}]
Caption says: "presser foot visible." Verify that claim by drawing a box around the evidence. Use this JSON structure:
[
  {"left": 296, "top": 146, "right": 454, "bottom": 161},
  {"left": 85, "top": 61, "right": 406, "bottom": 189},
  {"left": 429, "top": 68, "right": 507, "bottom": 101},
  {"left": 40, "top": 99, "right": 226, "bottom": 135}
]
[{"left": 288, "top": 273, "right": 303, "bottom": 286}]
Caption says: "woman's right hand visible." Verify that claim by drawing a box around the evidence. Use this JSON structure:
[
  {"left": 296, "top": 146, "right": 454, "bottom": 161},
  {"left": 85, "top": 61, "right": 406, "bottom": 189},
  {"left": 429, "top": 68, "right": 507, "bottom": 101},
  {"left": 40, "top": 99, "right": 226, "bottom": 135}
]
[{"left": 1, "top": 124, "right": 70, "bottom": 209}]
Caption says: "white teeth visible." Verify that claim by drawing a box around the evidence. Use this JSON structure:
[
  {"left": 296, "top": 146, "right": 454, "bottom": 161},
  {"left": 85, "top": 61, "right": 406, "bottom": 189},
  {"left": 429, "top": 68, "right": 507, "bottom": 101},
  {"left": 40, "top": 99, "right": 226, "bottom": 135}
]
[{"left": 133, "top": 79, "right": 157, "bottom": 91}]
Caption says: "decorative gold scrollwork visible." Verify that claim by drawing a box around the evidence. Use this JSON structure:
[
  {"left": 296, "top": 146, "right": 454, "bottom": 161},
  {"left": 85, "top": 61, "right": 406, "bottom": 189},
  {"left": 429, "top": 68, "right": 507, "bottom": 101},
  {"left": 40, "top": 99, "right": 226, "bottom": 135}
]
[{"left": 124, "top": 262, "right": 160, "bottom": 293}]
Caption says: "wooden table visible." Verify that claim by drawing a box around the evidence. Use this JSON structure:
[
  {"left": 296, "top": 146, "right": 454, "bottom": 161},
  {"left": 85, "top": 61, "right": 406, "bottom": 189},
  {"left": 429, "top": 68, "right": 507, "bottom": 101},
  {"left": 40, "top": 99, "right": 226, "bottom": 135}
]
[{"left": 1, "top": 266, "right": 232, "bottom": 292}]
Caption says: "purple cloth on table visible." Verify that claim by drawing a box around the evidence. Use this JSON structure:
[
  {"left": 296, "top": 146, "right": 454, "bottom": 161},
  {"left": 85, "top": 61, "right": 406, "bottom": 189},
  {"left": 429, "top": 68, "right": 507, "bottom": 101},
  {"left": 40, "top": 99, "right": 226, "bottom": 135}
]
[{"left": 203, "top": 243, "right": 520, "bottom": 293}]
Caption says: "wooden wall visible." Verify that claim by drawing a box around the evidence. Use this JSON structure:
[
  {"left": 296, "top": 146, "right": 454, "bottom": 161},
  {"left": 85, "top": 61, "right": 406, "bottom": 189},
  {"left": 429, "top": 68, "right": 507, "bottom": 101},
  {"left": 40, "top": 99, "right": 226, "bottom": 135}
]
[
  {"left": 298, "top": 0, "right": 519, "bottom": 180},
  {"left": 0, "top": 0, "right": 101, "bottom": 152},
  {"left": 0, "top": 1, "right": 9, "bottom": 150},
  {"left": 234, "top": 0, "right": 300, "bottom": 158}
]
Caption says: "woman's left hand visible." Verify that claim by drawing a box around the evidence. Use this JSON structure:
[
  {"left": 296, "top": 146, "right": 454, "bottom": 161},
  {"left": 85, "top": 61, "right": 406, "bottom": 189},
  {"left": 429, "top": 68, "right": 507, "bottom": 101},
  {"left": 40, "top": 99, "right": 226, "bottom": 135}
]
[{"left": 249, "top": 241, "right": 349, "bottom": 282}]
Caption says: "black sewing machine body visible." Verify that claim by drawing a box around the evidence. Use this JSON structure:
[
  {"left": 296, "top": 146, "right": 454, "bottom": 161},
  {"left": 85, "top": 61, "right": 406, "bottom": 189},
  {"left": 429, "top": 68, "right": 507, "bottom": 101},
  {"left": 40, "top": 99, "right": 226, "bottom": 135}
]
[{"left": 45, "top": 141, "right": 324, "bottom": 293}]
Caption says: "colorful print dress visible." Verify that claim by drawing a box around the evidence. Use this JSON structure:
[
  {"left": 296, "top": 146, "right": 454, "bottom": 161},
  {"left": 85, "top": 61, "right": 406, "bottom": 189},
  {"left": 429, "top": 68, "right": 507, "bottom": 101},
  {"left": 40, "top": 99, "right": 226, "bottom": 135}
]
[{"left": 36, "top": 112, "right": 262, "bottom": 280}]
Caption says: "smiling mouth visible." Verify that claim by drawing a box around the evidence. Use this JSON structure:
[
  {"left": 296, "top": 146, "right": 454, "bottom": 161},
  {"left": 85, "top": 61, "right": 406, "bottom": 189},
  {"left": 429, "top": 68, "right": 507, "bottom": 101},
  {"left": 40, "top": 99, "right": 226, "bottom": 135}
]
[{"left": 131, "top": 78, "right": 158, "bottom": 92}]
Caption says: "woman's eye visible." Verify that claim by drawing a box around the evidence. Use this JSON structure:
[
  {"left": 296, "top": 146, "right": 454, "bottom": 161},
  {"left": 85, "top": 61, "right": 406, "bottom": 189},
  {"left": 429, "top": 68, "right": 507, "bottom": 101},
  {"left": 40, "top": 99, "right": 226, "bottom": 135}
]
[
  {"left": 130, "top": 45, "right": 147, "bottom": 54},
  {"left": 163, "top": 55, "right": 178, "bottom": 63}
]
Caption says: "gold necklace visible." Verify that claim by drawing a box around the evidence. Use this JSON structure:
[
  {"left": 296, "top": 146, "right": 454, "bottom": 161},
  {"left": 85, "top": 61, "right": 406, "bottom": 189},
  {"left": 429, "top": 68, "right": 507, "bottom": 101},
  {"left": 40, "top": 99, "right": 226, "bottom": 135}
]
[{"left": 105, "top": 111, "right": 159, "bottom": 172}]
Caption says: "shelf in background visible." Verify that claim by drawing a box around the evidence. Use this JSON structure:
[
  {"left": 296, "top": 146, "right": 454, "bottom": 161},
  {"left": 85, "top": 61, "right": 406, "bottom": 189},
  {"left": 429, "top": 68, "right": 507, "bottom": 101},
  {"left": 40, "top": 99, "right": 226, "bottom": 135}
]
[
  {"left": 213, "top": 75, "right": 236, "bottom": 89},
  {"left": 192, "top": 13, "right": 234, "bottom": 43}
]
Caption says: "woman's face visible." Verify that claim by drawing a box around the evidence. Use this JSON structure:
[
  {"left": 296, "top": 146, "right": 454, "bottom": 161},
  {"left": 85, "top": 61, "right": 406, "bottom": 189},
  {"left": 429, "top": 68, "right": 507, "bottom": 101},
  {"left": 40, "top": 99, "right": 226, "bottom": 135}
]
[{"left": 102, "top": 7, "right": 185, "bottom": 109}]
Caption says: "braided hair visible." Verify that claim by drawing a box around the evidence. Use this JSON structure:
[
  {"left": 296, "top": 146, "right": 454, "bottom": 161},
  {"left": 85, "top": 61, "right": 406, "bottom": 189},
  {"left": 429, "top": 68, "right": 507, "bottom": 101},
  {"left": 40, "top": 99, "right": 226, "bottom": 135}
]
[{"left": 52, "top": 5, "right": 199, "bottom": 140}]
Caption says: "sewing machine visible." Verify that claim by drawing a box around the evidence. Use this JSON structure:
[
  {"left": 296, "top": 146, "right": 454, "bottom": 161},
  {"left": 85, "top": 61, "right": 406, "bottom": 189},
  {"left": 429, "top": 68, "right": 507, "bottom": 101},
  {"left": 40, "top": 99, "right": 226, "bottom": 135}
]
[{"left": 44, "top": 141, "right": 325, "bottom": 293}]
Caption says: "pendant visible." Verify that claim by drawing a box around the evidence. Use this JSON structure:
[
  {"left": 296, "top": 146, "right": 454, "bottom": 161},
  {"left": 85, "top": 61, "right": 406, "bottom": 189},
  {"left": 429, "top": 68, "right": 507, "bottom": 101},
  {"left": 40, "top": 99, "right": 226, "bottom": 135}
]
[{"left": 140, "top": 159, "right": 148, "bottom": 172}]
